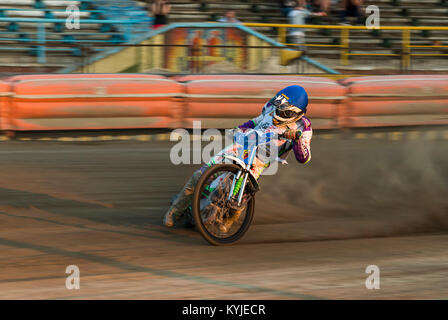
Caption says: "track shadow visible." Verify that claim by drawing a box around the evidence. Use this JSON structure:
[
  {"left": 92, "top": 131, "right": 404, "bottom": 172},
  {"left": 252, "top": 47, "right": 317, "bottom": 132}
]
[{"left": 0, "top": 187, "right": 202, "bottom": 246}]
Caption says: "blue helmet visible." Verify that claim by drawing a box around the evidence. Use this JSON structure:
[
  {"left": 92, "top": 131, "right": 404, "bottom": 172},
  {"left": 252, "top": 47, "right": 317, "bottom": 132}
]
[{"left": 271, "top": 85, "right": 308, "bottom": 125}]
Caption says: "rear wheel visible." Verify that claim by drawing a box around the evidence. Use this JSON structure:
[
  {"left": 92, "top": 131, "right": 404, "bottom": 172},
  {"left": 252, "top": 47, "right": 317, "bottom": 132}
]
[{"left": 192, "top": 164, "right": 255, "bottom": 246}]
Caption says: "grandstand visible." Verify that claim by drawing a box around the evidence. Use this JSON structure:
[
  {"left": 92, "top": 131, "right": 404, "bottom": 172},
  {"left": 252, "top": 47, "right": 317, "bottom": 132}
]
[
  {"left": 0, "top": 0, "right": 152, "bottom": 72},
  {"left": 163, "top": 0, "right": 448, "bottom": 72},
  {"left": 0, "top": 0, "right": 447, "bottom": 73}
]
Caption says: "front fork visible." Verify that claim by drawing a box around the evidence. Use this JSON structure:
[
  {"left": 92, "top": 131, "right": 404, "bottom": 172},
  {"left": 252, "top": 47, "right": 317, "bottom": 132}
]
[
  {"left": 236, "top": 172, "right": 249, "bottom": 206},
  {"left": 228, "top": 146, "right": 258, "bottom": 206},
  {"left": 228, "top": 170, "right": 249, "bottom": 207}
]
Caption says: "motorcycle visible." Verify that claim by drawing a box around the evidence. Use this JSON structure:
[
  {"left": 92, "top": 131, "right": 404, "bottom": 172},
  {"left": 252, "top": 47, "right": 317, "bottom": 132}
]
[{"left": 191, "top": 129, "right": 287, "bottom": 246}]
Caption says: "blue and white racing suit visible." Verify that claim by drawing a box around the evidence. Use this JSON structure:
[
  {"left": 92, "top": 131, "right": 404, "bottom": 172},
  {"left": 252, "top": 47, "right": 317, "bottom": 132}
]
[{"left": 168, "top": 100, "right": 313, "bottom": 218}]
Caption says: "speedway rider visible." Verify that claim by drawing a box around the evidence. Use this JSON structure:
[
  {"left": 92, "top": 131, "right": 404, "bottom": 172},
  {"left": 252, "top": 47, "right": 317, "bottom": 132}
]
[{"left": 163, "top": 85, "right": 313, "bottom": 229}]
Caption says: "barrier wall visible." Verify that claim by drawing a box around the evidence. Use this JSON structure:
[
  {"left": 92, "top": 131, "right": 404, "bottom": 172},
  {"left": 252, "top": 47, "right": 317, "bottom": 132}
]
[
  {"left": 0, "top": 80, "right": 11, "bottom": 131},
  {"left": 341, "top": 75, "right": 448, "bottom": 127},
  {"left": 0, "top": 74, "right": 446, "bottom": 132},
  {"left": 178, "top": 75, "right": 347, "bottom": 129},
  {"left": 6, "top": 74, "right": 184, "bottom": 131}
]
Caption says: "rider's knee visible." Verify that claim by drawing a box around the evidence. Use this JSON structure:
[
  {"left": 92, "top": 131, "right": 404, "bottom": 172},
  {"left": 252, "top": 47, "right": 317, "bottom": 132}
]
[{"left": 192, "top": 169, "right": 203, "bottom": 184}]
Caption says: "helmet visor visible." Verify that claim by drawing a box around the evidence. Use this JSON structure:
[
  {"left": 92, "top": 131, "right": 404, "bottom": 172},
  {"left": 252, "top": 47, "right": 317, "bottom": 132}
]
[
  {"left": 272, "top": 97, "right": 303, "bottom": 119},
  {"left": 275, "top": 108, "right": 303, "bottom": 119}
]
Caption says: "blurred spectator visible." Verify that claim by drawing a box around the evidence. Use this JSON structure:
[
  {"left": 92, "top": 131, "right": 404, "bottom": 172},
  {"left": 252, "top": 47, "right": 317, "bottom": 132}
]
[
  {"left": 279, "top": 0, "right": 298, "bottom": 17},
  {"left": 287, "top": 0, "right": 326, "bottom": 49},
  {"left": 151, "top": 0, "right": 171, "bottom": 29},
  {"left": 218, "top": 10, "right": 241, "bottom": 23},
  {"left": 309, "top": 0, "right": 331, "bottom": 14},
  {"left": 190, "top": 30, "right": 204, "bottom": 72},
  {"left": 207, "top": 30, "right": 222, "bottom": 58},
  {"left": 340, "top": 0, "right": 364, "bottom": 25}
]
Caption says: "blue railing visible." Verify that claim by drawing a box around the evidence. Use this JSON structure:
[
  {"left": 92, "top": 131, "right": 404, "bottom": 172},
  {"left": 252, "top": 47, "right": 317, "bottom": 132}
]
[
  {"left": 31, "top": 0, "right": 96, "bottom": 10},
  {"left": 93, "top": 0, "right": 152, "bottom": 33},
  {"left": 0, "top": 0, "right": 153, "bottom": 63},
  {"left": 0, "top": 8, "right": 105, "bottom": 20},
  {"left": 0, "top": 1, "right": 153, "bottom": 29},
  {"left": 0, "top": 17, "right": 143, "bottom": 63}
]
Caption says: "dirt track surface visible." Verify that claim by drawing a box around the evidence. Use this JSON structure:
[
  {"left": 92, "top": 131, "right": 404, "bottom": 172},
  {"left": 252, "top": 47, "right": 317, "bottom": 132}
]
[{"left": 0, "top": 132, "right": 447, "bottom": 299}]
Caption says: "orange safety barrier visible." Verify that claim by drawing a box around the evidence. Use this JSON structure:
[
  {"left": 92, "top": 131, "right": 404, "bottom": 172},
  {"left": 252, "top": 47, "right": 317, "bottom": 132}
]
[
  {"left": 6, "top": 74, "right": 184, "bottom": 131},
  {"left": 341, "top": 75, "right": 448, "bottom": 127},
  {"left": 0, "top": 80, "right": 11, "bottom": 131},
  {"left": 0, "top": 74, "right": 447, "bottom": 133},
  {"left": 178, "top": 75, "right": 347, "bottom": 129}
]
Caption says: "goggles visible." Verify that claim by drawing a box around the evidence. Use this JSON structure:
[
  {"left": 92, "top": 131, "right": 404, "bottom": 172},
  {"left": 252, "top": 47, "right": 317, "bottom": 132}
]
[{"left": 271, "top": 96, "right": 303, "bottom": 119}]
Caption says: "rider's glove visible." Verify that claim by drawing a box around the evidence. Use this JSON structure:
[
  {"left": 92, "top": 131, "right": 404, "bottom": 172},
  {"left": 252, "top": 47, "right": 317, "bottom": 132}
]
[{"left": 280, "top": 129, "right": 302, "bottom": 140}]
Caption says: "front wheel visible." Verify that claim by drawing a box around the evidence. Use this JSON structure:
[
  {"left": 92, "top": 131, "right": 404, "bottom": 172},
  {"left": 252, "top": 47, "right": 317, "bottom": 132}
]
[{"left": 192, "top": 163, "right": 255, "bottom": 246}]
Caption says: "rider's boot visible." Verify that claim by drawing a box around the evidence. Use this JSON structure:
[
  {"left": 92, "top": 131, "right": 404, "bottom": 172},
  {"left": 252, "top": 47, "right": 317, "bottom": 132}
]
[
  {"left": 163, "top": 170, "right": 202, "bottom": 227},
  {"left": 163, "top": 207, "right": 180, "bottom": 227}
]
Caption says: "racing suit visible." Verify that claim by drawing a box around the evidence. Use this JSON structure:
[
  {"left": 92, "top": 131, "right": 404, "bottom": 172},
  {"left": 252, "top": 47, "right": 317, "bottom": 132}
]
[{"left": 166, "top": 100, "right": 313, "bottom": 222}]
